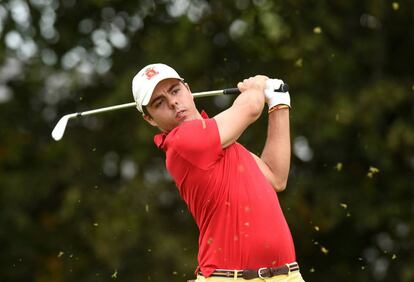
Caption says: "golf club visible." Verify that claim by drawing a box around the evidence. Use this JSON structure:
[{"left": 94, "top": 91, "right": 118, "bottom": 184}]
[{"left": 51, "top": 83, "right": 289, "bottom": 141}]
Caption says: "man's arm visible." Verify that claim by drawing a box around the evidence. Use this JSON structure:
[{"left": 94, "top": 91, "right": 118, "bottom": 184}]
[
  {"left": 255, "top": 108, "right": 291, "bottom": 192},
  {"left": 213, "top": 76, "right": 267, "bottom": 148}
]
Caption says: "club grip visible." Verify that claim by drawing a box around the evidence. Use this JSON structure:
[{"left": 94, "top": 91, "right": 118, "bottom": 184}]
[
  {"left": 223, "top": 88, "right": 241, "bottom": 95},
  {"left": 279, "top": 83, "right": 289, "bottom": 92},
  {"left": 222, "top": 83, "right": 289, "bottom": 95}
]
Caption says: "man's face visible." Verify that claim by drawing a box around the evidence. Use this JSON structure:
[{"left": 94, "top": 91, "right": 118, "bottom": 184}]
[{"left": 143, "top": 78, "right": 200, "bottom": 132}]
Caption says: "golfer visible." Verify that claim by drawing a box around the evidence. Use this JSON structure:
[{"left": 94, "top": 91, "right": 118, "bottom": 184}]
[{"left": 132, "top": 63, "right": 304, "bottom": 282}]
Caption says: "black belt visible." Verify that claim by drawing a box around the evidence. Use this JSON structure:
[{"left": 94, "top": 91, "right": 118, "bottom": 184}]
[{"left": 200, "top": 262, "right": 299, "bottom": 280}]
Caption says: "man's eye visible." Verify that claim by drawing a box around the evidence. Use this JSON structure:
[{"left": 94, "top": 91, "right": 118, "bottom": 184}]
[
  {"left": 172, "top": 88, "right": 180, "bottom": 94},
  {"left": 155, "top": 100, "right": 163, "bottom": 107}
]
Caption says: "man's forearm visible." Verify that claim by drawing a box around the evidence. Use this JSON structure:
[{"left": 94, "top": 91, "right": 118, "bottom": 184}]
[{"left": 260, "top": 108, "right": 291, "bottom": 191}]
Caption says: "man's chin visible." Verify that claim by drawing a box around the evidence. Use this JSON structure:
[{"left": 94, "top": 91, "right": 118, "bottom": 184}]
[
  {"left": 180, "top": 116, "right": 197, "bottom": 124},
  {"left": 177, "top": 115, "right": 190, "bottom": 123}
]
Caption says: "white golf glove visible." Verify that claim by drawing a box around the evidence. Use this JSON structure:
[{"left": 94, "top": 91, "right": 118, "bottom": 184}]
[{"left": 265, "top": 79, "right": 291, "bottom": 108}]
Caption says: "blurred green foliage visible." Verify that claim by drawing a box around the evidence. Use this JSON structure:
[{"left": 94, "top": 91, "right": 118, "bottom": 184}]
[{"left": 0, "top": 0, "right": 413, "bottom": 281}]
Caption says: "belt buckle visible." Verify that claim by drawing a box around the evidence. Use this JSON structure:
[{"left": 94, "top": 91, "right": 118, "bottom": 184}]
[{"left": 258, "top": 267, "right": 267, "bottom": 279}]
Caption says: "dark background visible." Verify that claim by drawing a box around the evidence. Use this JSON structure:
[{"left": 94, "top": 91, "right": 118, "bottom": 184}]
[{"left": 0, "top": 0, "right": 413, "bottom": 281}]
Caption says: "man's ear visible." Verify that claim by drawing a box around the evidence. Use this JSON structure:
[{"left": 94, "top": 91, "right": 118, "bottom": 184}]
[
  {"left": 142, "top": 114, "right": 157, "bottom": 127},
  {"left": 184, "top": 82, "right": 193, "bottom": 100}
]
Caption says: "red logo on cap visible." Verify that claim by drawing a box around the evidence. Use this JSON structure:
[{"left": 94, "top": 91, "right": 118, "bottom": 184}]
[{"left": 144, "top": 67, "right": 159, "bottom": 80}]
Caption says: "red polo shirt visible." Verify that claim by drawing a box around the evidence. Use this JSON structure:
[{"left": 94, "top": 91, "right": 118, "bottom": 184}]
[{"left": 154, "top": 113, "right": 296, "bottom": 277}]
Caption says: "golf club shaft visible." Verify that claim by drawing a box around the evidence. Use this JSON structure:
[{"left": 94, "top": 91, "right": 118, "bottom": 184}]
[
  {"left": 70, "top": 89, "right": 235, "bottom": 119},
  {"left": 71, "top": 84, "right": 288, "bottom": 118}
]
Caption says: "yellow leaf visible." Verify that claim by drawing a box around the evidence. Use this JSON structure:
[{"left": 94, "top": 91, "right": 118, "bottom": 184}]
[
  {"left": 335, "top": 163, "right": 343, "bottom": 171},
  {"left": 313, "top": 26, "right": 322, "bottom": 34},
  {"left": 392, "top": 2, "right": 399, "bottom": 10},
  {"left": 295, "top": 58, "right": 303, "bottom": 67},
  {"left": 321, "top": 246, "right": 329, "bottom": 254}
]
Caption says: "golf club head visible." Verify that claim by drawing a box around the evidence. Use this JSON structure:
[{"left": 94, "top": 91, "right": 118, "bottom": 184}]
[{"left": 51, "top": 114, "right": 73, "bottom": 141}]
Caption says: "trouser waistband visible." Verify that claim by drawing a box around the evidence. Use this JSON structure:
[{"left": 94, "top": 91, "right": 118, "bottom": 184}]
[{"left": 200, "top": 262, "right": 300, "bottom": 280}]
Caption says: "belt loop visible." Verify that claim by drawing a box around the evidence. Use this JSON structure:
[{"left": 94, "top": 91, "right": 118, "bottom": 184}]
[
  {"left": 234, "top": 270, "right": 238, "bottom": 280},
  {"left": 286, "top": 263, "right": 290, "bottom": 274}
]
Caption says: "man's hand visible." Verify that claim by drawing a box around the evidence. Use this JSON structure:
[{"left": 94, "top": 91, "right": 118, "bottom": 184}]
[
  {"left": 237, "top": 75, "right": 269, "bottom": 94},
  {"left": 264, "top": 79, "right": 291, "bottom": 109}
]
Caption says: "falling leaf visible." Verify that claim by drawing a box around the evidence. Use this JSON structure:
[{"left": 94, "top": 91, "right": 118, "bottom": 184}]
[
  {"left": 392, "top": 2, "right": 399, "bottom": 10},
  {"left": 314, "top": 226, "right": 320, "bottom": 232},
  {"left": 321, "top": 246, "right": 329, "bottom": 254},
  {"left": 57, "top": 251, "right": 64, "bottom": 258},
  {"left": 145, "top": 204, "right": 149, "bottom": 213},
  {"left": 111, "top": 270, "right": 118, "bottom": 279},
  {"left": 340, "top": 203, "right": 347, "bottom": 209},
  {"left": 93, "top": 222, "right": 99, "bottom": 227},
  {"left": 367, "top": 166, "right": 380, "bottom": 178},
  {"left": 295, "top": 58, "right": 303, "bottom": 67},
  {"left": 309, "top": 268, "right": 315, "bottom": 273},
  {"left": 172, "top": 271, "right": 178, "bottom": 275},
  {"left": 392, "top": 254, "right": 397, "bottom": 259},
  {"left": 369, "top": 166, "right": 380, "bottom": 173},
  {"left": 313, "top": 26, "right": 322, "bottom": 34},
  {"left": 335, "top": 162, "right": 343, "bottom": 171}
]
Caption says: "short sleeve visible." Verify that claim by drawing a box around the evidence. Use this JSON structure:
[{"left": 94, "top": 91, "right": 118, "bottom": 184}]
[{"left": 167, "top": 118, "right": 223, "bottom": 170}]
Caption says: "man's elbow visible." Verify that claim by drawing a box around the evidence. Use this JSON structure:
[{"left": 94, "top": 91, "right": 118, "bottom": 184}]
[{"left": 273, "top": 179, "right": 288, "bottom": 192}]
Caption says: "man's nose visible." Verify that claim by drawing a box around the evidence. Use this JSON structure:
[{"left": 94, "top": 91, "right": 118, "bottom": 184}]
[{"left": 167, "top": 96, "right": 178, "bottom": 109}]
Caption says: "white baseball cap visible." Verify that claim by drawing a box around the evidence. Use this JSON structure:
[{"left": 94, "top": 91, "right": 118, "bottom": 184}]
[{"left": 132, "top": 63, "right": 183, "bottom": 113}]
